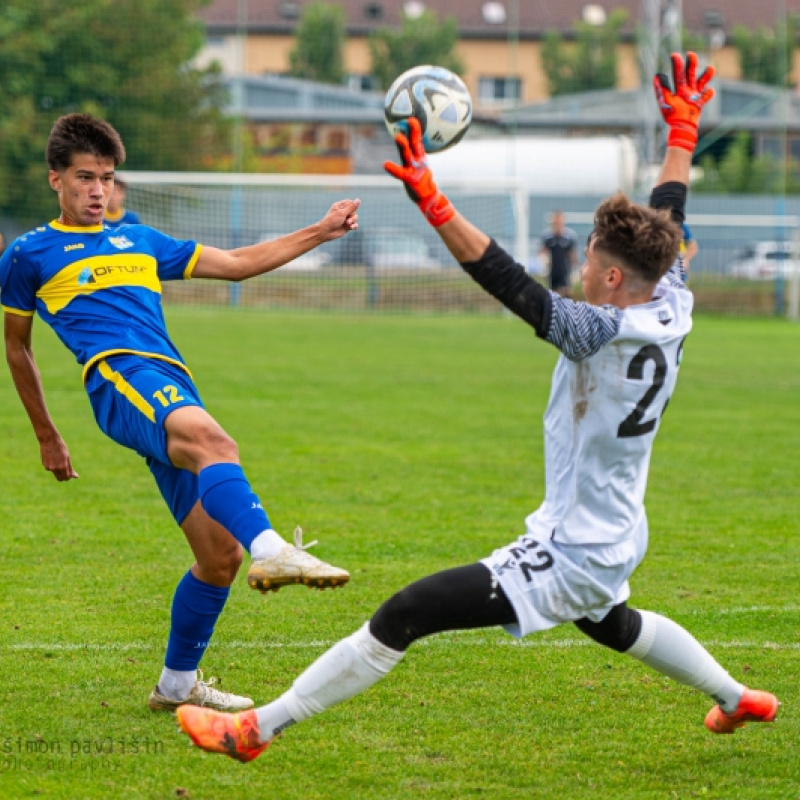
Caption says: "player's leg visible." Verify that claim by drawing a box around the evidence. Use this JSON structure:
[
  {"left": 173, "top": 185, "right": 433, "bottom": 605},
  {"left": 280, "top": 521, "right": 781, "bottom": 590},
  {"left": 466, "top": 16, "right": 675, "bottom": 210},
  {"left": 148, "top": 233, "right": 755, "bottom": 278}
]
[
  {"left": 86, "top": 359, "right": 251, "bottom": 710},
  {"left": 575, "top": 603, "right": 779, "bottom": 733},
  {"left": 146, "top": 466, "right": 253, "bottom": 712},
  {"left": 164, "top": 404, "right": 349, "bottom": 592},
  {"left": 177, "top": 563, "right": 518, "bottom": 760}
]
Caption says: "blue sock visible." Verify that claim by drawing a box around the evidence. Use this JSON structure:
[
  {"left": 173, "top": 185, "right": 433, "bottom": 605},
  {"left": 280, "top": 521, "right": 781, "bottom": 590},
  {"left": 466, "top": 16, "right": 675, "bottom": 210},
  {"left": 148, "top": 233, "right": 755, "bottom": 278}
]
[
  {"left": 198, "top": 463, "right": 271, "bottom": 552},
  {"left": 165, "top": 571, "right": 230, "bottom": 671}
]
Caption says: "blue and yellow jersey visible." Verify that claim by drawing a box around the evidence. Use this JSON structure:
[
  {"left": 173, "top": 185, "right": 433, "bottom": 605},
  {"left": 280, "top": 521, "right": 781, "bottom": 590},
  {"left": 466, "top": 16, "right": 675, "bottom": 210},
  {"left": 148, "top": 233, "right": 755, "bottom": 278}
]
[
  {"left": 104, "top": 208, "right": 141, "bottom": 228},
  {"left": 0, "top": 221, "right": 202, "bottom": 382}
]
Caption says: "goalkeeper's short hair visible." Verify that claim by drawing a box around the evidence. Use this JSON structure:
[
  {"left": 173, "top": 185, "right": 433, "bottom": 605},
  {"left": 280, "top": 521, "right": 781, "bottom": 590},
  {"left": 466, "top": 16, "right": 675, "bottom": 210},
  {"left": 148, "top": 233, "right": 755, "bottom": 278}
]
[{"left": 592, "top": 193, "right": 681, "bottom": 284}]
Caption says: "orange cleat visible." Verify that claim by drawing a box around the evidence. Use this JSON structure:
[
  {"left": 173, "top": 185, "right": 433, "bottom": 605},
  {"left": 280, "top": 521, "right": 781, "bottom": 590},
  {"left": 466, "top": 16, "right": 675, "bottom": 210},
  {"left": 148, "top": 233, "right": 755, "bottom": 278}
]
[
  {"left": 177, "top": 706, "right": 269, "bottom": 762},
  {"left": 705, "top": 688, "right": 779, "bottom": 734}
]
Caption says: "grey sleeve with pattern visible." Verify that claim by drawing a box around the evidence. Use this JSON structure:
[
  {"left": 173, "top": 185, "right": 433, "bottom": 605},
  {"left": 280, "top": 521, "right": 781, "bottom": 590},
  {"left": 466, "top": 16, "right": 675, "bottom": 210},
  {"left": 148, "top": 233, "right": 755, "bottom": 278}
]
[
  {"left": 459, "top": 239, "right": 621, "bottom": 360},
  {"left": 545, "top": 296, "right": 622, "bottom": 361}
]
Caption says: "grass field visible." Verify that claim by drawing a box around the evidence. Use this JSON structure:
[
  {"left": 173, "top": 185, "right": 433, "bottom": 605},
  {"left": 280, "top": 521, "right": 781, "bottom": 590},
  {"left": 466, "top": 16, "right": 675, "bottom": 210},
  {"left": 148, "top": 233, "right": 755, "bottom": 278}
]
[{"left": 0, "top": 309, "right": 798, "bottom": 800}]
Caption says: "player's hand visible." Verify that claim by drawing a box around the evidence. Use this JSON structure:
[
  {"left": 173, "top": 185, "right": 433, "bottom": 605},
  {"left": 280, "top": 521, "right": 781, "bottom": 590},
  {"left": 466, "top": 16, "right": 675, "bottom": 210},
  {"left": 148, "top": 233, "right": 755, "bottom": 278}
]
[
  {"left": 653, "top": 52, "right": 714, "bottom": 153},
  {"left": 320, "top": 198, "right": 360, "bottom": 241},
  {"left": 40, "top": 435, "right": 79, "bottom": 482},
  {"left": 383, "top": 117, "right": 455, "bottom": 228}
]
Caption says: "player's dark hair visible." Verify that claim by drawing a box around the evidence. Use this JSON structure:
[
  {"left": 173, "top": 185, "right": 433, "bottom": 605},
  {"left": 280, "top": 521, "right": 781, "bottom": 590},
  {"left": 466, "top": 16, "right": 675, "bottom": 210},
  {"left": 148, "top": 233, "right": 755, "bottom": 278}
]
[
  {"left": 46, "top": 114, "right": 126, "bottom": 172},
  {"left": 592, "top": 192, "right": 681, "bottom": 284}
]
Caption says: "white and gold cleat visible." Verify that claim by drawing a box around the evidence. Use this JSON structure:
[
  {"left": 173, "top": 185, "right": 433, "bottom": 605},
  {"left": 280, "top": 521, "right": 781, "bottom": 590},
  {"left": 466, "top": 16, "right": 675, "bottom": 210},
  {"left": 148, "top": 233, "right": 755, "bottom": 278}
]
[
  {"left": 148, "top": 671, "right": 254, "bottom": 712},
  {"left": 247, "top": 527, "right": 350, "bottom": 593}
]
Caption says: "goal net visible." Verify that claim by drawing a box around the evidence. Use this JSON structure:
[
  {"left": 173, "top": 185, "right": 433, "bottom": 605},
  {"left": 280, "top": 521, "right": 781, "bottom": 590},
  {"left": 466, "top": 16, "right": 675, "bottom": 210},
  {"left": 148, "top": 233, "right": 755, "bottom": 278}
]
[{"left": 120, "top": 172, "right": 529, "bottom": 315}]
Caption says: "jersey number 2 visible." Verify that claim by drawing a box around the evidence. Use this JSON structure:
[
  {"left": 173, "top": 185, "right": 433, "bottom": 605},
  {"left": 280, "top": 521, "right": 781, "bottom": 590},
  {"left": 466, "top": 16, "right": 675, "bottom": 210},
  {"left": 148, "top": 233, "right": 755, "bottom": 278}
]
[{"left": 617, "top": 344, "right": 667, "bottom": 439}]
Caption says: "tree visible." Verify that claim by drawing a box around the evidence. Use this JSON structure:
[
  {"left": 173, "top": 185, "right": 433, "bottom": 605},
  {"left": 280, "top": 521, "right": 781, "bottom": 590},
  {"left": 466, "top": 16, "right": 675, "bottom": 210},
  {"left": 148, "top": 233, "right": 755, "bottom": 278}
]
[
  {"left": 541, "top": 10, "right": 628, "bottom": 97},
  {"left": 288, "top": 2, "right": 346, "bottom": 84},
  {"left": 369, "top": 10, "right": 464, "bottom": 91},
  {"left": 0, "top": 0, "right": 230, "bottom": 226},
  {"left": 693, "top": 132, "right": 800, "bottom": 194},
  {"left": 733, "top": 15, "right": 798, "bottom": 86}
]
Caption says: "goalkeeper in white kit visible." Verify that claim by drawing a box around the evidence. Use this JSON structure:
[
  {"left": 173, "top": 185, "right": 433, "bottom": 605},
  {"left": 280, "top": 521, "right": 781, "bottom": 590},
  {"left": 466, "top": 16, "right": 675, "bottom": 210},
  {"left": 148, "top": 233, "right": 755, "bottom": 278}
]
[{"left": 176, "top": 53, "right": 779, "bottom": 763}]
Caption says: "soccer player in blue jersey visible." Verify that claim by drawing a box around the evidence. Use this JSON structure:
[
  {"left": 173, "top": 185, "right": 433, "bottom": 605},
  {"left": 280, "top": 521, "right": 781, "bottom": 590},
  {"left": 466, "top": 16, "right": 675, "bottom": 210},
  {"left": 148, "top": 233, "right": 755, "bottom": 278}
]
[
  {"left": 0, "top": 113, "right": 359, "bottom": 712},
  {"left": 103, "top": 176, "right": 140, "bottom": 228}
]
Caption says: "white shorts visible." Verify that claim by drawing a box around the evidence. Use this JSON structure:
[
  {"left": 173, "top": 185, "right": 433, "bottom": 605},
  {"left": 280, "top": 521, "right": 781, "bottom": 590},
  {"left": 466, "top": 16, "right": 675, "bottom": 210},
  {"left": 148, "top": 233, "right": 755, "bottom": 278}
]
[{"left": 479, "top": 527, "right": 647, "bottom": 638}]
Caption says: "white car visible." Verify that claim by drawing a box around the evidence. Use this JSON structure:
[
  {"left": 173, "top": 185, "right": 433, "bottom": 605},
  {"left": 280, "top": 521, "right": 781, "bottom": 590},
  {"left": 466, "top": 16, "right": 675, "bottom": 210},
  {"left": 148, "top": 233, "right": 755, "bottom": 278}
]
[{"left": 730, "top": 241, "right": 800, "bottom": 280}]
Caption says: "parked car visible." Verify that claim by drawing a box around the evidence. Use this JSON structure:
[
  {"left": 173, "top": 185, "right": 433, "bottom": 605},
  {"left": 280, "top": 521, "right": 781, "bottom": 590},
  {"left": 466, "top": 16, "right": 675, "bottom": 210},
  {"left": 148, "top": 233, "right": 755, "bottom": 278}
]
[
  {"left": 328, "top": 227, "right": 444, "bottom": 269},
  {"left": 729, "top": 241, "right": 800, "bottom": 280}
]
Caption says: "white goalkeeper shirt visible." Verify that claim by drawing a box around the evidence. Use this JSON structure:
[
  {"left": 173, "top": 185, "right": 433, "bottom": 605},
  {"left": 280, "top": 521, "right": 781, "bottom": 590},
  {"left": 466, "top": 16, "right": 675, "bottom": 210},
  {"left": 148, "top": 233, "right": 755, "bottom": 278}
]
[{"left": 526, "top": 262, "right": 692, "bottom": 547}]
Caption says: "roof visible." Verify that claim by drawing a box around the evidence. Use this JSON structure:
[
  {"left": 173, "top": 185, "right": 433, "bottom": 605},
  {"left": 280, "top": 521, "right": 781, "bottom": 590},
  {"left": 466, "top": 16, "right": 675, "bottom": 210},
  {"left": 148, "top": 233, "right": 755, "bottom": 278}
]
[
  {"left": 227, "top": 73, "right": 800, "bottom": 139},
  {"left": 199, "top": 0, "right": 800, "bottom": 38},
  {"left": 498, "top": 78, "right": 800, "bottom": 133}
]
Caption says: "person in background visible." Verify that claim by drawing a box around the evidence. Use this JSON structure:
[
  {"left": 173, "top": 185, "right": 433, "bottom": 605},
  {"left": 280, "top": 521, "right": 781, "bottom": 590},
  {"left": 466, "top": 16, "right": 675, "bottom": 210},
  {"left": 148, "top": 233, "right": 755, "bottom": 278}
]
[
  {"left": 104, "top": 176, "right": 140, "bottom": 228},
  {"left": 539, "top": 211, "right": 578, "bottom": 297},
  {"left": 681, "top": 221, "right": 698, "bottom": 269}
]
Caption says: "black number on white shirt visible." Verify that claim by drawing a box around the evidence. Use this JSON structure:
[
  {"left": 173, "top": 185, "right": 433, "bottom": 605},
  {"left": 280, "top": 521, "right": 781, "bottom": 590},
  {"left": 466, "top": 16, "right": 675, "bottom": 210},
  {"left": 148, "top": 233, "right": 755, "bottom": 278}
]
[
  {"left": 617, "top": 344, "right": 667, "bottom": 438},
  {"left": 515, "top": 537, "right": 555, "bottom": 580}
]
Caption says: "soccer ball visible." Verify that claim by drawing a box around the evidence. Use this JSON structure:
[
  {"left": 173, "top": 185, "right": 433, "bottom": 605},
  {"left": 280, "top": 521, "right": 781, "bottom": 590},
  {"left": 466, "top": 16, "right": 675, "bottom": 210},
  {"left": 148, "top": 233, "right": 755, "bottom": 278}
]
[{"left": 384, "top": 65, "right": 473, "bottom": 153}]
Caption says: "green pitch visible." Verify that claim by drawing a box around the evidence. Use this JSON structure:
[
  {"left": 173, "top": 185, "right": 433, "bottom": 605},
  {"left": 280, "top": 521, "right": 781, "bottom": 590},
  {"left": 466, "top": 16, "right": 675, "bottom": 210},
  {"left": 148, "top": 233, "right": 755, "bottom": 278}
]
[{"left": 0, "top": 310, "right": 797, "bottom": 799}]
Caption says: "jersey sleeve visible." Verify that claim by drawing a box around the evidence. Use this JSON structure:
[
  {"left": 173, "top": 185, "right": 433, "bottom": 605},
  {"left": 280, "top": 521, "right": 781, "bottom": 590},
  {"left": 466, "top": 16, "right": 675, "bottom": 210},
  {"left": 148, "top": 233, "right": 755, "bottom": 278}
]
[
  {"left": 460, "top": 239, "right": 553, "bottom": 337},
  {"left": 650, "top": 182, "right": 690, "bottom": 288},
  {"left": 136, "top": 226, "right": 202, "bottom": 281},
  {"left": 545, "top": 296, "right": 622, "bottom": 360},
  {"left": 459, "top": 239, "right": 621, "bottom": 360},
  {"left": 0, "top": 245, "right": 38, "bottom": 316}
]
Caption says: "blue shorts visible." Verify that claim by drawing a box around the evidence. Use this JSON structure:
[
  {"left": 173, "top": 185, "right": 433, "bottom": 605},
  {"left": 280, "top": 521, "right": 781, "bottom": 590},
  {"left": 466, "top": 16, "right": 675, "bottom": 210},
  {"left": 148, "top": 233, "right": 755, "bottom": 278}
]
[{"left": 86, "top": 354, "right": 203, "bottom": 524}]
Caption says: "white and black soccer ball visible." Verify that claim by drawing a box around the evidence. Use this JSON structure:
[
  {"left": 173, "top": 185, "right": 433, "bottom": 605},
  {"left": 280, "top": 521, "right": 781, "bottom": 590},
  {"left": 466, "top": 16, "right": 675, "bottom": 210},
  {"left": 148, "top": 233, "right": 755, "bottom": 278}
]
[{"left": 384, "top": 65, "right": 473, "bottom": 153}]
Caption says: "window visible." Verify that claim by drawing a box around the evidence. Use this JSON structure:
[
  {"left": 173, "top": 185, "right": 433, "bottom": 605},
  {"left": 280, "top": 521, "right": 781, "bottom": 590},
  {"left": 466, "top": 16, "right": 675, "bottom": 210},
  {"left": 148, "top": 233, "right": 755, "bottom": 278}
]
[
  {"left": 757, "top": 135, "right": 800, "bottom": 164},
  {"left": 364, "top": 2, "right": 383, "bottom": 19},
  {"left": 278, "top": 1, "right": 301, "bottom": 19},
  {"left": 759, "top": 136, "right": 781, "bottom": 160},
  {"left": 478, "top": 76, "right": 521, "bottom": 105},
  {"left": 345, "top": 74, "right": 379, "bottom": 92}
]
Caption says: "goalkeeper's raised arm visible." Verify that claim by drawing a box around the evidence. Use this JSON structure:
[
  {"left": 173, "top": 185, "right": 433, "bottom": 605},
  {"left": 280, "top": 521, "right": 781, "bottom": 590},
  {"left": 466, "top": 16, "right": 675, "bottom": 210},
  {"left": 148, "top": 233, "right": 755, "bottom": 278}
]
[
  {"left": 650, "top": 52, "right": 714, "bottom": 227},
  {"left": 383, "top": 52, "right": 714, "bottom": 356}
]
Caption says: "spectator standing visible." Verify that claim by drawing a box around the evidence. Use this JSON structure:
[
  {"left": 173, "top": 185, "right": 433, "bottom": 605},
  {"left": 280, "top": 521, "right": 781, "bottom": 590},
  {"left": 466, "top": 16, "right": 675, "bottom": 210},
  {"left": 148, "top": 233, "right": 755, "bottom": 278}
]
[{"left": 539, "top": 211, "right": 578, "bottom": 297}]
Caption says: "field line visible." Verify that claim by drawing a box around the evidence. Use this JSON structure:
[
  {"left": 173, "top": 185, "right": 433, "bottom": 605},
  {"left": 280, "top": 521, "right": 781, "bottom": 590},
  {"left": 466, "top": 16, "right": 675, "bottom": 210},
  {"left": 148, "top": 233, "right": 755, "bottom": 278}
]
[{"left": 5, "top": 637, "right": 799, "bottom": 653}]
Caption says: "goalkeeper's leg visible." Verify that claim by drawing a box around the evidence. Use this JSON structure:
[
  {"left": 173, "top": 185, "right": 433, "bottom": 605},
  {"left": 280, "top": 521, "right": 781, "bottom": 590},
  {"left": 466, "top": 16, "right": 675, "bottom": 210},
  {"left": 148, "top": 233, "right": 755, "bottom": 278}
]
[{"left": 177, "top": 564, "right": 516, "bottom": 759}]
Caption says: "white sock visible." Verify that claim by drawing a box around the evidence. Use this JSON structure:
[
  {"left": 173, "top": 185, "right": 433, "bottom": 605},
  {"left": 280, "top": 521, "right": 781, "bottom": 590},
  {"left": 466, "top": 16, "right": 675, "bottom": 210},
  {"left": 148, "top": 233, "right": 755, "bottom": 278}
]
[
  {"left": 255, "top": 623, "right": 404, "bottom": 743},
  {"left": 157, "top": 667, "right": 197, "bottom": 701},
  {"left": 249, "top": 529, "right": 287, "bottom": 560},
  {"left": 626, "top": 610, "right": 744, "bottom": 712}
]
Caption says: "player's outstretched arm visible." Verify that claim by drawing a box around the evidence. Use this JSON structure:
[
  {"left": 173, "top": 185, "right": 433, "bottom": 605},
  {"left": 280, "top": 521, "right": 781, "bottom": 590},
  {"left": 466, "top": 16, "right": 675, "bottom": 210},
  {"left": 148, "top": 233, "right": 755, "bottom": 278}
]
[
  {"left": 192, "top": 198, "right": 360, "bottom": 281},
  {"left": 4, "top": 313, "right": 78, "bottom": 481}
]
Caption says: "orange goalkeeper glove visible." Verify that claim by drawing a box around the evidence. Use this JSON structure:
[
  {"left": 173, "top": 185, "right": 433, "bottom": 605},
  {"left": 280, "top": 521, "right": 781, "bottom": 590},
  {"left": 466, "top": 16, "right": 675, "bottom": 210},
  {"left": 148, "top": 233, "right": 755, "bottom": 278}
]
[
  {"left": 383, "top": 117, "right": 455, "bottom": 228},
  {"left": 653, "top": 52, "right": 715, "bottom": 153}
]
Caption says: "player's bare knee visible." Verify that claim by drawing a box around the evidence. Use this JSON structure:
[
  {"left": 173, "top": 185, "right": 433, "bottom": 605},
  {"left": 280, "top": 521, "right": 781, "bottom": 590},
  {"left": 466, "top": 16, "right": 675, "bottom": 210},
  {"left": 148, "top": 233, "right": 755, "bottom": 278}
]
[
  {"left": 193, "top": 424, "right": 239, "bottom": 464},
  {"left": 198, "top": 541, "right": 243, "bottom": 586}
]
